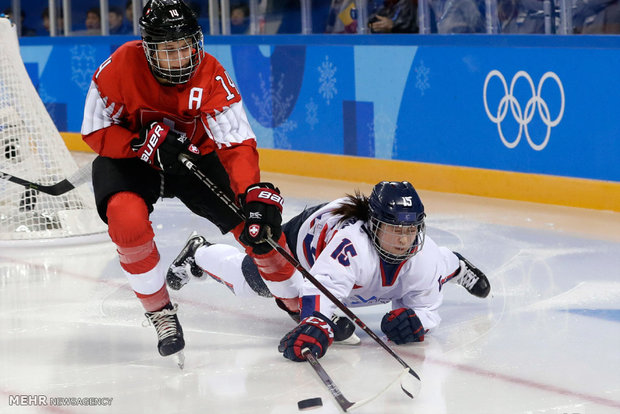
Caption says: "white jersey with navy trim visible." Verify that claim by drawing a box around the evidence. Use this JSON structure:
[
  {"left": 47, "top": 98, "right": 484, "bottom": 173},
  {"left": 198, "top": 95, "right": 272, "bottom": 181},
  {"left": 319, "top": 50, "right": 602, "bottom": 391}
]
[{"left": 295, "top": 198, "right": 459, "bottom": 331}]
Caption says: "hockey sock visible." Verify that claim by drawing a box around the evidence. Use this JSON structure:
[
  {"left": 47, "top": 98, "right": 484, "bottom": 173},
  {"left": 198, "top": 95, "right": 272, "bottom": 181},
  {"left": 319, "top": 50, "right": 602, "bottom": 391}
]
[
  {"left": 107, "top": 191, "right": 167, "bottom": 311},
  {"left": 130, "top": 266, "right": 170, "bottom": 312}
]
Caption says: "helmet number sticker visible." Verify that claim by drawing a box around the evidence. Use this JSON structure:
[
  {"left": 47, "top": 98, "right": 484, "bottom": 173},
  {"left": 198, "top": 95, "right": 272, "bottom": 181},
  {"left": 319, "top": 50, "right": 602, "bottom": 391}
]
[
  {"left": 169, "top": 9, "right": 180, "bottom": 17},
  {"left": 402, "top": 196, "right": 412, "bottom": 206}
]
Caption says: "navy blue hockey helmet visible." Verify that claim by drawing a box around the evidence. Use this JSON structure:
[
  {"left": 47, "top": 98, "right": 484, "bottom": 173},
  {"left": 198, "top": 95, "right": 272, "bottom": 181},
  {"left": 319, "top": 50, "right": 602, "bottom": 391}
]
[
  {"left": 140, "top": 0, "right": 203, "bottom": 84},
  {"left": 368, "top": 181, "right": 426, "bottom": 263}
]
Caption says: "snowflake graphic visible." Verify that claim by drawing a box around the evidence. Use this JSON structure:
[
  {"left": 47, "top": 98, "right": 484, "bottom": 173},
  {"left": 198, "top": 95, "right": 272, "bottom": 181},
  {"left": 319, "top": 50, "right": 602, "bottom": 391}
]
[
  {"left": 374, "top": 112, "right": 393, "bottom": 141},
  {"left": 305, "top": 98, "right": 318, "bottom": 130},
  {"left": 415, "top": 60, "right": 430, "bottom": 96},
  {"left": 374, "top": 112, "right": 397, "bottom": 157},
  {"left": 251, "top": 72, "right": 295, "bottom": 127},
  {"left": 70, "top": 45, "right": 98, "bottom": 92},
  {"left": 274, "top": 119, "right": 297, "bottom": 149},
  {"left": 318, "top": 56, "right": 337, "bottom": 105},
  {"left": 250, "top": 72, "right": 297, "bottom": 147}
]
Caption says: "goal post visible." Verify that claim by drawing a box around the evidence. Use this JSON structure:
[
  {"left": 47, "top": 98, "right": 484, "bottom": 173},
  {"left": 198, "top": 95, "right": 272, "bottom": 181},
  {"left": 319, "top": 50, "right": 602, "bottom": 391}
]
[{"left": 0, "top": 17, "right": 107, "bottom": 242}]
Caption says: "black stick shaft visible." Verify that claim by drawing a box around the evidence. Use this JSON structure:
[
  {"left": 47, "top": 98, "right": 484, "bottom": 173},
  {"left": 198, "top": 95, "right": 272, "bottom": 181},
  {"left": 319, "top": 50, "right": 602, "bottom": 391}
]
[
  {"left": 303, "top": 349, "right": 354, "bottom": 412},
  {"left": 178, "top": 154, "right": 421, "bottom": 381}
]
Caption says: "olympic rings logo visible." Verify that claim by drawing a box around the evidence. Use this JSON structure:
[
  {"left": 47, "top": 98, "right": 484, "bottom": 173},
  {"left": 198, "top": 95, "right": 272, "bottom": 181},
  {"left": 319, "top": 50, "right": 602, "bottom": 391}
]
[{"left": 483, "top": 70, "right": 565, "bottom": 151}]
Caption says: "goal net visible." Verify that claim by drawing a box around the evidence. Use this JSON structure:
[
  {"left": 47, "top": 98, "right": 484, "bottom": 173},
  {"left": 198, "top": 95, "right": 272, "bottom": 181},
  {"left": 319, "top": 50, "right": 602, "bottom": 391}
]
[{"left": 0, "top": 17, "right": 106, "bottom": 242}]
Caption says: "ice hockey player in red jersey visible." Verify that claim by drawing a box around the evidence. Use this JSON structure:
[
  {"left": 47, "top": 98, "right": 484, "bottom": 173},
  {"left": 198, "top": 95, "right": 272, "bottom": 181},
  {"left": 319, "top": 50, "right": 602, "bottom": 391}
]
[{"left": 80, "top": 0, "right": 299, "bottom": 367}]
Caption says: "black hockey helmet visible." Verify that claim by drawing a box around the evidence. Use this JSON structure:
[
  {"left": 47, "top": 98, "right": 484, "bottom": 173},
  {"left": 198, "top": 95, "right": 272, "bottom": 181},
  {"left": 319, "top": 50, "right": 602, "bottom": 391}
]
[
  {"left": 367, "top": 181, "right": 426, "bottom": 263},
  {"left": 139, "top": 0, "right": 203, "bottom": 84}
]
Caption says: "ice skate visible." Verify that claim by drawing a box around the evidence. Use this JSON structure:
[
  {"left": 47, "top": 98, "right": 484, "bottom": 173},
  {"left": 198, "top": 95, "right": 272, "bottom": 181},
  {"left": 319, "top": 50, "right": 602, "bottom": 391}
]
[
  {"left": 332, "top": 315, "right": 361, "bottom": 345},
  {"left": 166, "top": 232, "right": 210, "bottom": 290},
  {"left": 144, "top": 302, "right": 186, "bottom": 369},
  {"left": 452, "top": 252, "right": 491, "bottom": 298}
]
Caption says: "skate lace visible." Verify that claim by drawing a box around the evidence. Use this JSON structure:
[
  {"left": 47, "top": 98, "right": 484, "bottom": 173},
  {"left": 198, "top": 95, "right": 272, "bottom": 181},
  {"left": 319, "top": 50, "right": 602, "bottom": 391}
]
[
  {"left": 143, "top": 304, "right": 179, "bottom": 341},
  {"left": 456, "top": 269, "right": 478, "bottom": 290}
]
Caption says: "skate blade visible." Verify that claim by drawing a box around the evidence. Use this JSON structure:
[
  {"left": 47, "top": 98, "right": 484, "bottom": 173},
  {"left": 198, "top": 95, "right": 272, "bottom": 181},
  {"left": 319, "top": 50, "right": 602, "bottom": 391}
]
[{"left": 174, "top": 351, "right": 185, "bottom": 370}]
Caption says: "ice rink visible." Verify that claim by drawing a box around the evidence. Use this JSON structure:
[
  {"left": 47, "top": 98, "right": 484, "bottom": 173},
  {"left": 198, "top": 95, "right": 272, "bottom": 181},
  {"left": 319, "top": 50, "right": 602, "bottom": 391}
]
[{"left": 1, "top": 166, "right": 619, "bottom": 414}]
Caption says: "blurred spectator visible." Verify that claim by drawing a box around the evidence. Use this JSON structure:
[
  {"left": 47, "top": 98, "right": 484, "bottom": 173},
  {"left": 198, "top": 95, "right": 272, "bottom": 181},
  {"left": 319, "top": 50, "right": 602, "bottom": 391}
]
[
  {"left": 71, "top": 7, "right": 101, "bottom": 35},
  {"left": 498, "top": 0, "right": 546, "bottom": 33},
  {"left": 3, "top": 8, "right": 37, "bottom": 36},
  {"left": 573, "top": 0, "right": 620, "bottom": 33},
  {"left": 368, "top": 0, "right": 418, "bottom": 33},
  {"left": 231, "top": 3, "right": 250, "bottom": 34},
  {"left": 126, "top": 0, "right": 135, "bottom": 23},
  {"left": 109, "top": 6, "right": 131, "bottom": 34},
  {"left": 85, "top": 7, "right": 102, "bottom": 34},
  {"left": 429, "top": 0, "right": 484, "bottom": 33},
  {"left": 274, "top": 0, "right": 331, "bottom": 33},
  {"left": 325, "top": 0, "right": 359, "bottom": 33},
  {"left": 41, "top": 7, "right": 64, "bottom": 35}
]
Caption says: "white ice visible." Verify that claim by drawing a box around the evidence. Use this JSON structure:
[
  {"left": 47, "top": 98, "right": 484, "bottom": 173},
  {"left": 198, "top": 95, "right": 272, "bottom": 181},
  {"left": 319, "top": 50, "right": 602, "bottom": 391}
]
[{"left": 1, "top": 172, "right": 619, "bottom": 414}]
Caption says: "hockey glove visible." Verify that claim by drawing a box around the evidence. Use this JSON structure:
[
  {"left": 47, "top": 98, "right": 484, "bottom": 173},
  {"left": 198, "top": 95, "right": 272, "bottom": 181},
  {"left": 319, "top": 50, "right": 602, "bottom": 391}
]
[
  {"left": 278, "top": 312, "right": 335, "bottom": 362},
  {"left": 130, "top": 121, "right": 199, "bottom": 173},
  {"left": 380, "top": 308, "right": 425, "bottom": 344},
  {"left": 239, "top": 182, "right": 284, "bottom": 254}
]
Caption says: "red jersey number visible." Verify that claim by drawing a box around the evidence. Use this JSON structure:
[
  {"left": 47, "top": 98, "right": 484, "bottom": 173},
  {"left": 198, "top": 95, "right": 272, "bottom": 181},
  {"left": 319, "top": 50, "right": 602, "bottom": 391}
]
[{"left": 216, "top": 71, "right": 238, "bottom": 101}]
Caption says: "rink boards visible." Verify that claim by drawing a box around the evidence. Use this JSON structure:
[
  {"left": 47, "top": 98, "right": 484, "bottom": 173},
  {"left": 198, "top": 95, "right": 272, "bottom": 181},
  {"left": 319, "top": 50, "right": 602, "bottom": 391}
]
[{"left": 17, "top": 34, "right": 620, "bottom": 211}]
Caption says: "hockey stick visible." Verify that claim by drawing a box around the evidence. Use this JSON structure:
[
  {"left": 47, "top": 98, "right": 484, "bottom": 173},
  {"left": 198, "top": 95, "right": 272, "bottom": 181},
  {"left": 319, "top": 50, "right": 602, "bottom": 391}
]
[
  {"left": 0, "top": 163, "right": 92, "bottom": 196},
  {"left": 303, "top": 348, "right": 410, "bottom": 412},
  {"left": 178, "top": 154, "right": 421, "bottom": 398}
]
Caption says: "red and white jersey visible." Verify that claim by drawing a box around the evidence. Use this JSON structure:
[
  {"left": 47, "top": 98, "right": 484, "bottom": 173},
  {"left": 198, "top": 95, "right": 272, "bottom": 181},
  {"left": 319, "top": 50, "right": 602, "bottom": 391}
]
[
  {"left": 296, "top": 199, "right": 460, "bottom": 331},
  {"left": 81, "top": 40, "right": 259, "bottom": 195}
]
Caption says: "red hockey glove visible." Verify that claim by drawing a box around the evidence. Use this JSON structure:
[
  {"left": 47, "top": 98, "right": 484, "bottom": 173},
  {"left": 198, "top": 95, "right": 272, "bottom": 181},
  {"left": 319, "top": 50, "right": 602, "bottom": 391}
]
[
  {"left": 278, "top": 312, "right": 335, "bottom": 362},
  {"left": 130, "top": 122, "right": 199, "bottom": 173},
  {"left": 380, "top": 308, "right": 425, "bottom": 344},
  {"left": 239, "top": 182, "right": 283, "bottom": 254}
]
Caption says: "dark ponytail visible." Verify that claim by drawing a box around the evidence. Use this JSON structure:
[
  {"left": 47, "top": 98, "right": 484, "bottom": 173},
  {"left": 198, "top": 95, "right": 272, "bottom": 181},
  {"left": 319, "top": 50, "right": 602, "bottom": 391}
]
[{"left": 332, "top": 190, "right": 369, "bottom": 224}]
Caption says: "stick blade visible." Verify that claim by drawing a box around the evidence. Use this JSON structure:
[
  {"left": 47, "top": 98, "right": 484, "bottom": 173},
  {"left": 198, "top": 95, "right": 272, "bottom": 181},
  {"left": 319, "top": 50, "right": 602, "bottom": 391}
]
[{"left": 400, "top": 368, "right": 421, "bottom": 399}]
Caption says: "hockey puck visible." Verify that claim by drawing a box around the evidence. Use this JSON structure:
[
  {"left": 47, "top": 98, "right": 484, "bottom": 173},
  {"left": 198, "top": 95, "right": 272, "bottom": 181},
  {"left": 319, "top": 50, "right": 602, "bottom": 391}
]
[{"left": 297, "top": 397, "right": 323, "bottom": 410}]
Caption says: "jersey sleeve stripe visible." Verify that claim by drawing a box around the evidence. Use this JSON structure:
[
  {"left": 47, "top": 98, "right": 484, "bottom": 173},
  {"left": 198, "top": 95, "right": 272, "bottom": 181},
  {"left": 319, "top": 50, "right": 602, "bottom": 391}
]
[
  {"left": 81, "top": 81, "right": 124, "bottom": 135},
  {"left": 204, "top": 100, "right": 255, "bottom": 146}
]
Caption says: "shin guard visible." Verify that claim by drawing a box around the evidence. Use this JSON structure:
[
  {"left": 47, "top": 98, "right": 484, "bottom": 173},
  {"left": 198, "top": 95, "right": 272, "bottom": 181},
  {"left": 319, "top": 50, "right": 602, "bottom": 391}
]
[
  {"left": 107, "top": 192, "right": 159, "bottom": 274},
  {"left": 107, "top": 192, "right": 167, "bottom": 311}
]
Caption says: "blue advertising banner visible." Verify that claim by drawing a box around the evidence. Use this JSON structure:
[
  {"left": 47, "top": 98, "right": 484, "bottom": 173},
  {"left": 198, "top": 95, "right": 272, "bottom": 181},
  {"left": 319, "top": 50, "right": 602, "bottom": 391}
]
[{"left": 19, "top": 35, "right": 620, "bottom": 183}]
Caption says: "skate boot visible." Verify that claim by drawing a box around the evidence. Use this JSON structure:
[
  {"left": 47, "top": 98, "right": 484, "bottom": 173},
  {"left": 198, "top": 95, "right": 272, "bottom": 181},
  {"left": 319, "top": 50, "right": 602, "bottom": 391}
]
[
  {"left": 144, "top": 302, "right": 185, "bottom": 368},
  {"left": 452, "top": 252, "right": 491, "bottom": 298},
  {"left": 332, "top": 315, "right": 361, "bottom": 345},
  {"left": 166, "top": 232, "right": 210, "bottom": 290}
]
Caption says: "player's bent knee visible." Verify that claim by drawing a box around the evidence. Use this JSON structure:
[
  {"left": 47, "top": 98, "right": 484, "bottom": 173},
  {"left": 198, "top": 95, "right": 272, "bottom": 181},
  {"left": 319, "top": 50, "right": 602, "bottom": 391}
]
[{"left": 106, "top": 191, "right": 154, "bottom": 246}]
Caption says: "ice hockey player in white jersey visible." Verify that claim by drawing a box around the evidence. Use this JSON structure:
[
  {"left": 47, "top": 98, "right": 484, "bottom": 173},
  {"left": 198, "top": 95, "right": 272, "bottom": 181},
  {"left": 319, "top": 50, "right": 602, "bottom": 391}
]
[{"left": 167, "top": 181, "right": 490, "bottom": 362}]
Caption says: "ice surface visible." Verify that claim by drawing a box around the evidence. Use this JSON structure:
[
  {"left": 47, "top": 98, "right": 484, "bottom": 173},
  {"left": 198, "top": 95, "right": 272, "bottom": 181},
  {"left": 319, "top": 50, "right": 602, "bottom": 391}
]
[{"left": 1, "top": 180, "right": 619, "bottom": 414}]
